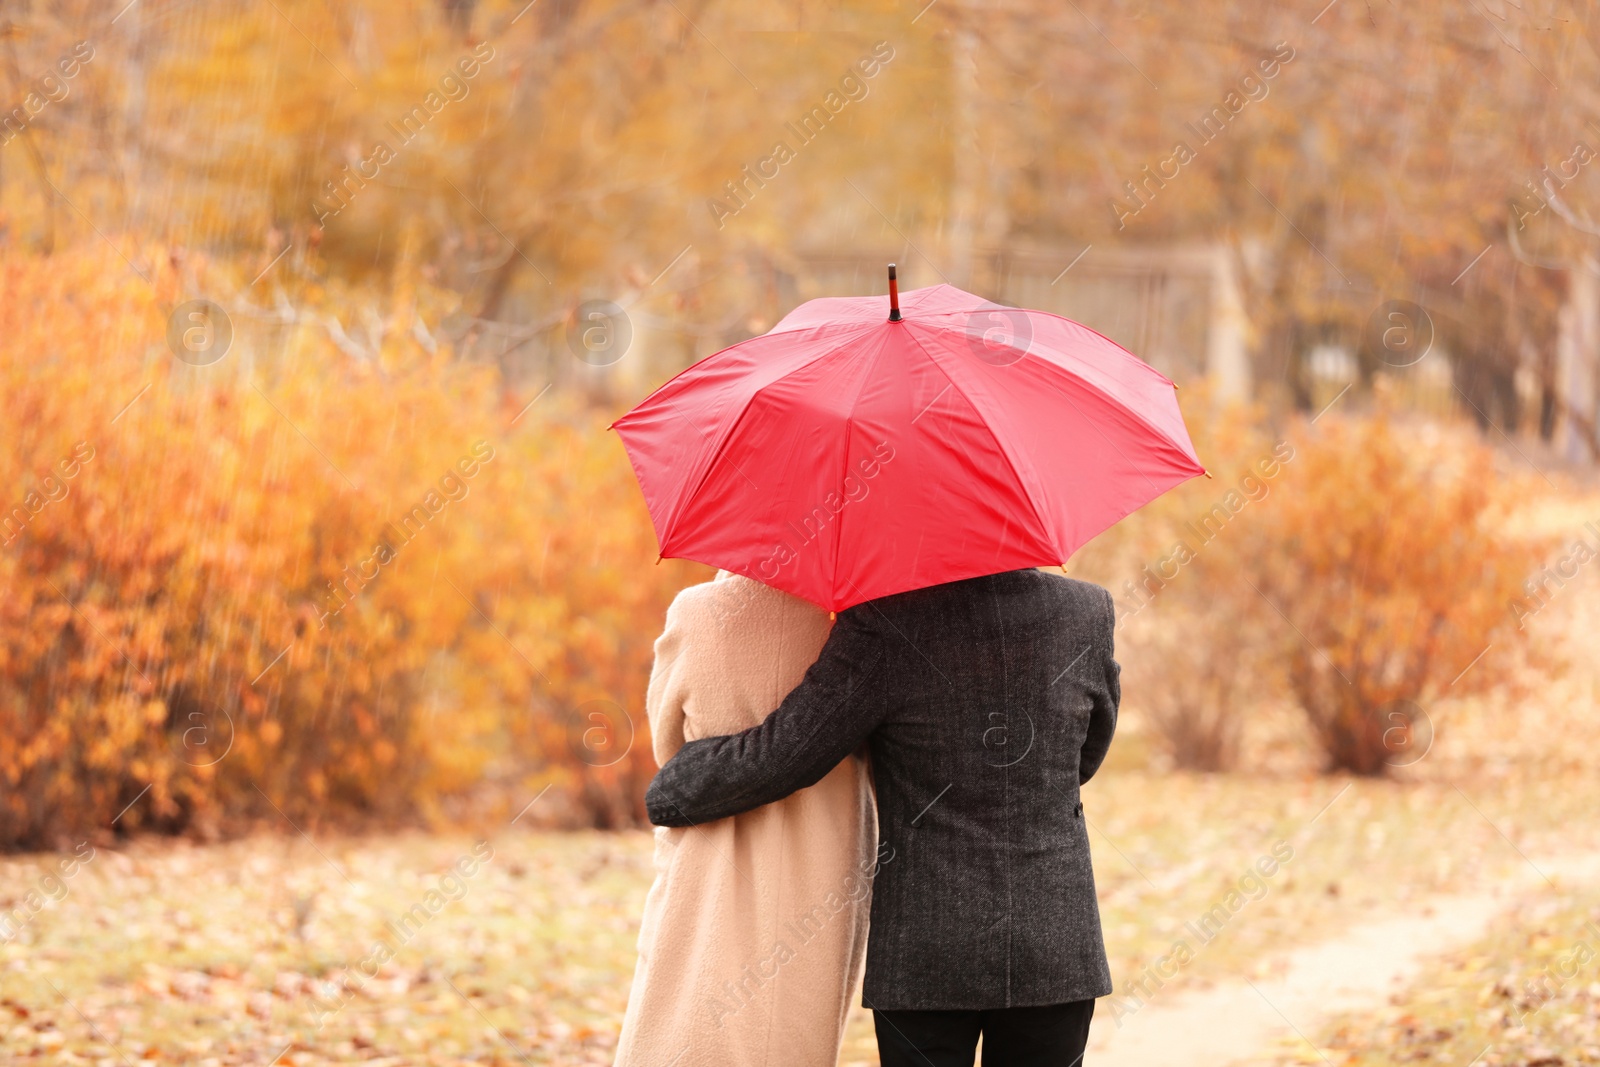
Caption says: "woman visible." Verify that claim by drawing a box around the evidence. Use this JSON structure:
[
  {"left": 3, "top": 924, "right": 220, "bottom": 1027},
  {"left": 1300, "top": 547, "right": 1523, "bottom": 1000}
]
[{"left": 615, "top": 570, "right": 877, "bottom": 1067}]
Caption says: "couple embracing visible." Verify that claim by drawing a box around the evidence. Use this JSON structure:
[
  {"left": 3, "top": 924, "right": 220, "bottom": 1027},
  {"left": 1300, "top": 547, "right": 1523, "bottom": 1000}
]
[
  {"left": 607, "top": 276, "right": 1206, "bottom": 1066},
  {"left": 613, "top": 565, "right": 1119, "bottom": 1066}
]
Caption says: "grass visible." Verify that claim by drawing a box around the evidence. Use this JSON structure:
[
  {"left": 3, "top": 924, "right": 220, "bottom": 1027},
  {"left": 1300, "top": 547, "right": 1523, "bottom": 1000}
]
[
  {"left": 5, "top": 763, "right": 1599, "bottom": 1066},
  {"left": 2, "top": 832, "right": 649, "bottom": 1065}
]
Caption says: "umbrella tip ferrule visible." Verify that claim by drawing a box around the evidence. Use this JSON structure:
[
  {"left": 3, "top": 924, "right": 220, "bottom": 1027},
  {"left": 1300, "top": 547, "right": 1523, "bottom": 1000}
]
[
  {"left": 887, "top": 263, "right": 902, "bottom": 322},
  {"left": 1203, "top": 469, "right": 1213, "bottom": 479}
]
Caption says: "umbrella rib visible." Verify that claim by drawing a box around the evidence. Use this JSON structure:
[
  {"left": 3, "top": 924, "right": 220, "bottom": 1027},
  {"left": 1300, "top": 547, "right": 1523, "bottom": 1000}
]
[
  {"left": 915, "top": 315, "right": 1198, "bottom": 463},
  {"left": 610, "top": 319, "right": 871, "bottom": 430},
  {"left": 828, "top": 328, "right": 892, "bottom": 606},
  {"left": 992, "top": 324, "right": 1203, "bottom": 489},
  {"left": 901, "top": 324, "right": 1062, "bottom": 562},
  {"left": 657, "top": 321, "right": 881, "bottom": 554},
  {"left": 973, "top": 327, "right": 1190, "bottom": 502}
]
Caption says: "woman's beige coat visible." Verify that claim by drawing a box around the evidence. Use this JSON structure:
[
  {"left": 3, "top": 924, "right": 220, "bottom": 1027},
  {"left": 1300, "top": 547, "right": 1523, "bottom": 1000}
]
[{"left": 615, "top": 573, "right": 877, "bottom": 1067}]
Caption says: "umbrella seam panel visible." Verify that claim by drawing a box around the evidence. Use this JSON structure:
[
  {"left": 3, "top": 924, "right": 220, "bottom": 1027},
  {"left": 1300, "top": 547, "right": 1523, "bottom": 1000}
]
[{"left": 900, "top": 323, "right": 1063, "bottom": 562}]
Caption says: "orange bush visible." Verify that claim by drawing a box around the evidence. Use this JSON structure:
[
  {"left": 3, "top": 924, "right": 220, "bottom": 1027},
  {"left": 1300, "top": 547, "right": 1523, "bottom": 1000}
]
[
  {"left": 1071, "top": 392, "right": 1555, "bottom": 775},
  {"left": 0, "top": 245, "right": 700, "bottom": 849},
  {"left": 1246, "top": 409, "right": 1551, "bottom": 774}
]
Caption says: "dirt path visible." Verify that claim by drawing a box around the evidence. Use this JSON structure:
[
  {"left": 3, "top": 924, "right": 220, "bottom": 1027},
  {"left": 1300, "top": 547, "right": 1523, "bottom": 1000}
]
[{"left": 1084, "top": 851, "right": 1600, "bottom": 1067}]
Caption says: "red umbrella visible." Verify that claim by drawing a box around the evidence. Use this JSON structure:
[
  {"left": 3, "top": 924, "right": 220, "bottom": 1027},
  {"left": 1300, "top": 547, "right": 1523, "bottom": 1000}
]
[{"left": 614, "top": 266, "right": 1206, "bottom": 612}]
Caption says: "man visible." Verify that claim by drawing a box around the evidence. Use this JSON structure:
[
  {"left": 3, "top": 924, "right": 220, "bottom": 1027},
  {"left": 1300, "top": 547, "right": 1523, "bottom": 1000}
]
[{"left": 646, "top": 567, "right": 1119, "bottom": 1067}]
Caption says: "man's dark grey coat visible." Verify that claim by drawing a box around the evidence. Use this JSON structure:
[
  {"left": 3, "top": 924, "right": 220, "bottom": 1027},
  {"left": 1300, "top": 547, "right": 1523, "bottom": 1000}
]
[{"left": 646, "top": 568, "right": 1119, "bottom": 1012}]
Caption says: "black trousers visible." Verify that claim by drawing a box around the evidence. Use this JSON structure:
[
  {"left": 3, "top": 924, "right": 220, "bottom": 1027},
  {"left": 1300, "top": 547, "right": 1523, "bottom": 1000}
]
[{"left": 874, "top": 999, "right": 1096, "bottom": 1066}]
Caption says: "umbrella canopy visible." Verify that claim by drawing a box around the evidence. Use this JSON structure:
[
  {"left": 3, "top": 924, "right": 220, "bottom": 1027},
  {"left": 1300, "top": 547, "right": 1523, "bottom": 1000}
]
[{"left": 614, "top": 278, "right": 1206, "bottom": 612}]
